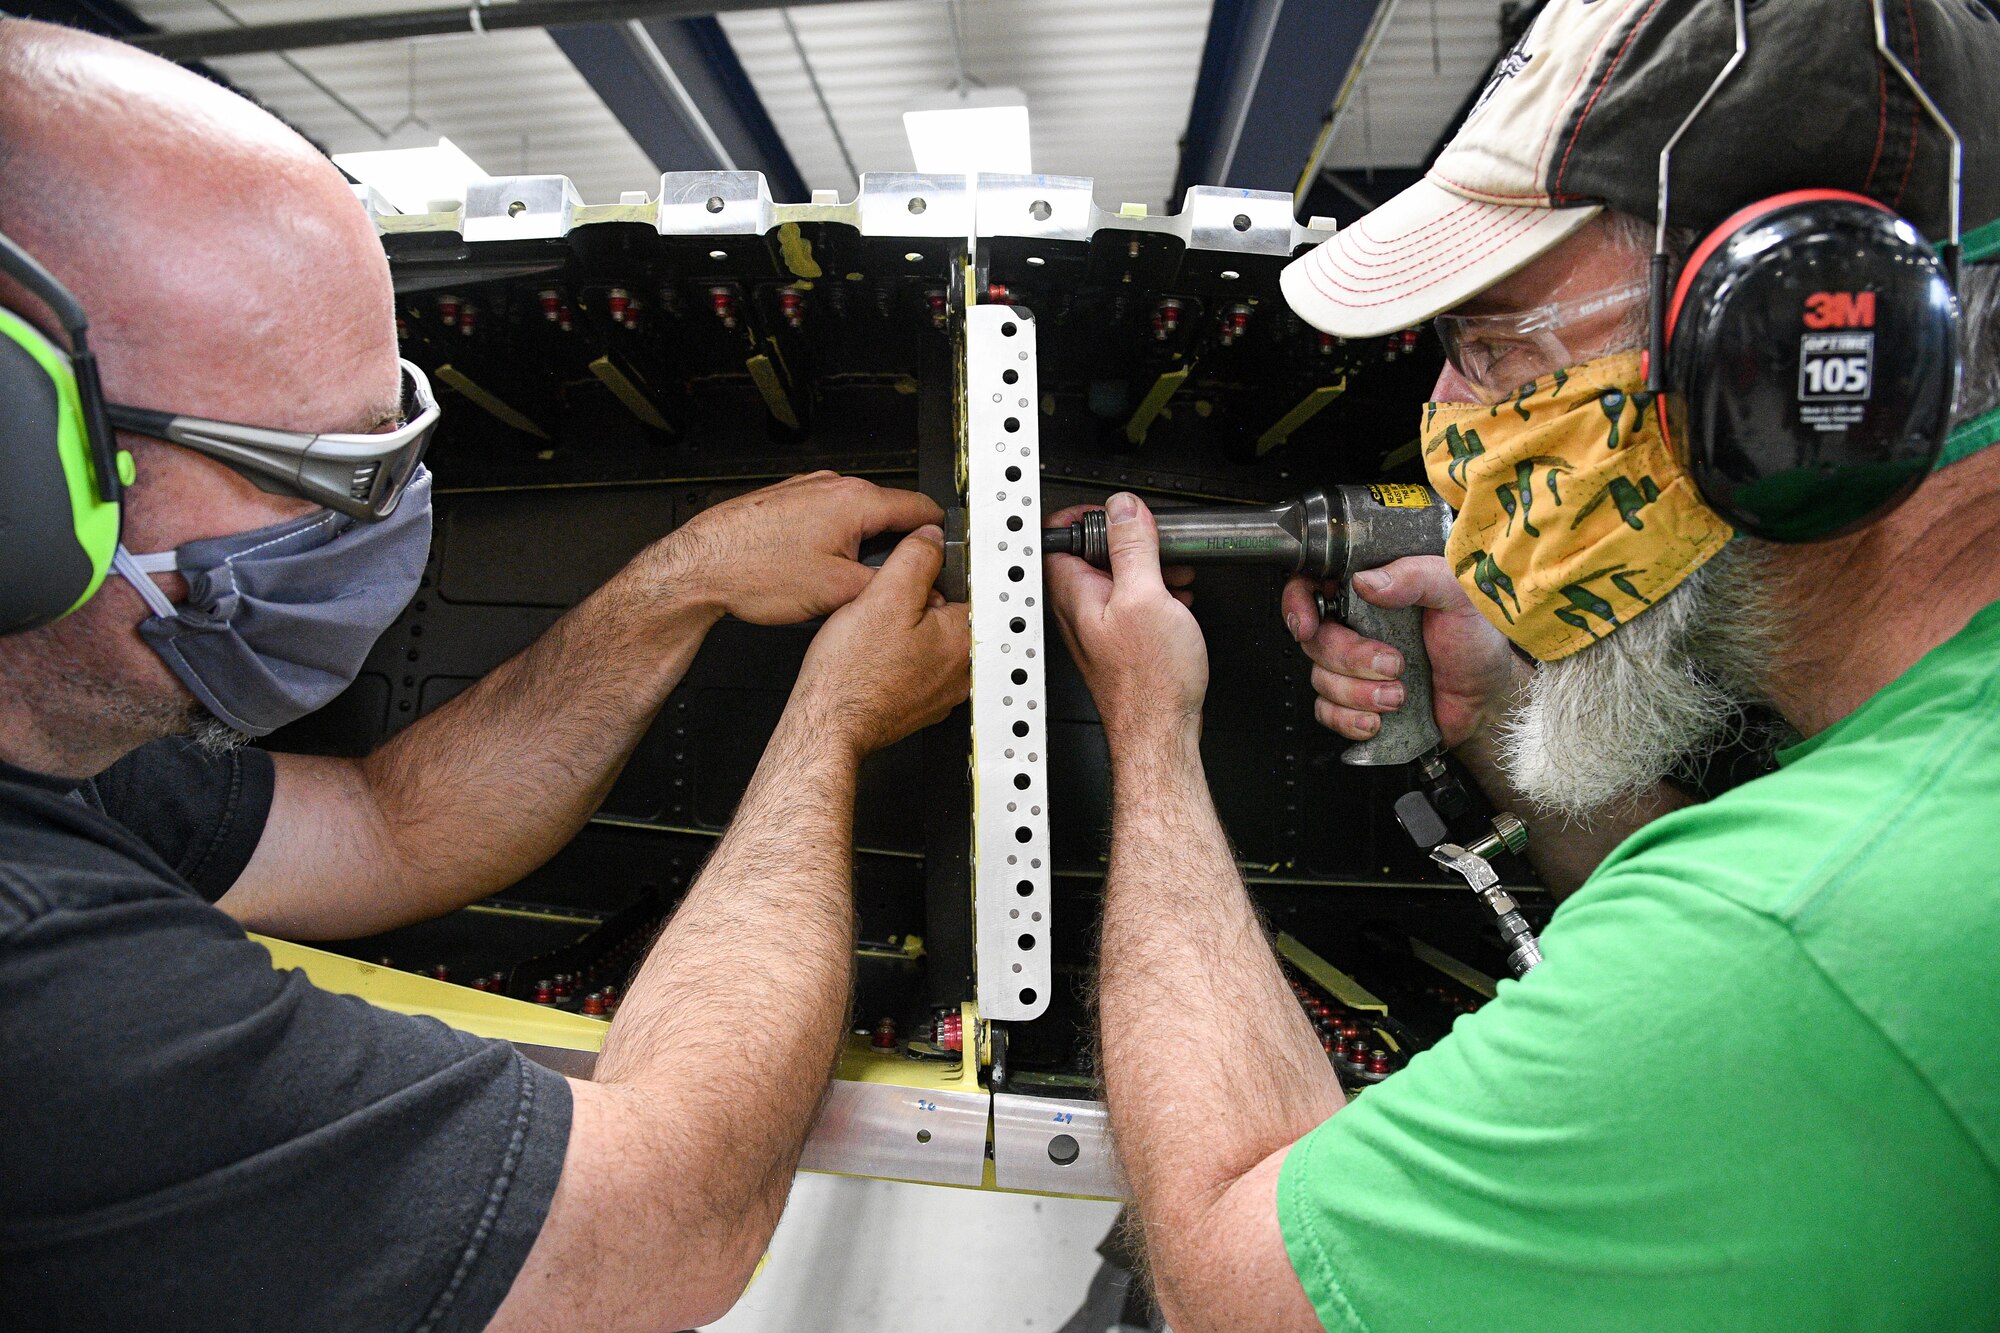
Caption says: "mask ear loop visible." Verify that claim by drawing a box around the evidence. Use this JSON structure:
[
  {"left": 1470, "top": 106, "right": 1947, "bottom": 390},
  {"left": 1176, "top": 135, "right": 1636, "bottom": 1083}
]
[
  {"left": 1648, "top": 0, "right": 1749, "bottom": 396},
  {"left": 112, "top": 546, "right": 179, "bottom": 619}
]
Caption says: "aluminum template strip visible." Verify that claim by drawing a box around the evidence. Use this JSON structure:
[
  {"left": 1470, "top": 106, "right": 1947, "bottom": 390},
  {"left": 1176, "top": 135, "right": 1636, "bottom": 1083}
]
[
  {"left": 991, "top": 1093, "right": 1127, "bottom": 1199},
  {"left": 967, "top": 305, "right": 1051, "bottom": 1022},
  {"left": 795, "top": 1079, "right": 990, "bottom": 1187}
]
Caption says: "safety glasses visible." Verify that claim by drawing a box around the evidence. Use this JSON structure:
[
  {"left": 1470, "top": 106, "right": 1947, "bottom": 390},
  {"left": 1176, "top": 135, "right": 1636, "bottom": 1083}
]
[
  {"left": 104, "top": 358, "right": 440, "bottom": 519},
  {"left": 1434, "top": 282, "right": 1651, "bottom": 405}
]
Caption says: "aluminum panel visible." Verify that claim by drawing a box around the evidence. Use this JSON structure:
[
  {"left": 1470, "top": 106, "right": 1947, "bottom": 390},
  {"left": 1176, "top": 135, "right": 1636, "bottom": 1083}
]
[
  {"left": 991, "top": 1093, "right": 1126, "bottom": 1199},
  {"left": 796, "top": 1079, "right": 990, "bottom": 1187},
  {"left": 967, "top": 304, "right": 1050, "bottom": 1023}
]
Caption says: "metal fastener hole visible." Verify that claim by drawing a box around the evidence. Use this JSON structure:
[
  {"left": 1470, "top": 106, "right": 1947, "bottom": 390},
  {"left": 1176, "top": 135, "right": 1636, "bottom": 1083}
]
[
  {"left": 1005, "top": 465, "right": 1022, "bottom": 482},
  {"left": 1026, "top": 255, "right": 1046, "bottom": 266},
  {"left": 1008, "top": 566, "right": 1024, "bottom": 582},
  {"left": 1221, "top": 268, "right": 1241, "bottom": 280},
  {"left": 507, "top": 200, "right": 527, "bottom": 217},
  {"left": 905, "top": 251, "right": 924, "bottom": 262},
  {"left": 1007, "top": 516, "right": 1023, "bottom": 532},
  {"left": 1010, "top": 616, "right": 1026, "bottom": 632},
  {"left": 705, "top": 195, "right": 725, "bottom": 213},
  {"left": 1048, "top": 1133, "right": 1079, "bottom": 1166},
  {"left": 1004, "top": 417, "right": 1020, "bottom": 432},
  {"left": 1020, "top": 987, "right": 1038, "bottom": 1005},
  {"left": 1001, "top": 321, "right": 1018, "bottom": 336},
  {"left": 1232, "top": 212, "right": 1252, "bottom": 232},
  {"left": 709, "top": 249, "right": 728, "bottom": 260},
  {"left": 1011, "top": 669, "right": 1028, "bottom": 685},
  {"left": 908, "top": 196, "right": 927, "bottom": 214},
  {"left": 1013, "top": 771, "right": 1030, "bottom": 788},
  {"left": 1013, "top": 720, "right": 1029, "bottom": 737},
  {"left": 1018, "top": 934, "right": 1035, "bottom": 950},
  {"left": 1017, "top": 879, "right": 1033, "bottom": 895},
  {"left": 917, "top": 1128, "right": 932, "bottom": 1143},
  {"left": 1029, "top": 200, "right": 1052, "bottom": 221},
  {"left": 1003, "top": 368, "right": 1020, "bottom": 384},
  {"left": 1015, "top": 826, "right": 1032, "bottom": 843}
]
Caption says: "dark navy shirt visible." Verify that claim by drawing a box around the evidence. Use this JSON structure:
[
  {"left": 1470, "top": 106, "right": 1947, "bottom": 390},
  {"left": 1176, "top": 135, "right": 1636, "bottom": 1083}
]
[{"left": 0, "top": 740, "right": 570, "bottom": 1331}]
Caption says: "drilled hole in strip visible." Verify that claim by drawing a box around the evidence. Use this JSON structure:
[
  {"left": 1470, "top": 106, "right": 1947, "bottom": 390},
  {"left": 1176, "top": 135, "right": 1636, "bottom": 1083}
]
[
  {"left": 1015, "top": 826, "right": 1031, "bottom": 843},
  {"left": 1018, "top": 934, "right": 1036, "bottom": 950},
  {"left": 1013, "top": 772, "right": 1030, "bottom": 789}
]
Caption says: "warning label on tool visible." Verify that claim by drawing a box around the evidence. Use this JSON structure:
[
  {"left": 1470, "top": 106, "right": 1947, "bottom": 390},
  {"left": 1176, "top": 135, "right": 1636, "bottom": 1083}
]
[
  {"left": 1369, "top": 483, "right": 1432, "bottom": 509},
  {"left": 1797, "top": 332, "right": 1874, "bottom": 432}
]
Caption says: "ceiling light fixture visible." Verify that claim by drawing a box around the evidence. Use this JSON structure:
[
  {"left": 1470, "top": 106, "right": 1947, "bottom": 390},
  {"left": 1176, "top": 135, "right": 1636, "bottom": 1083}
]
[
  {"left": 333, "top": 136, "right": 488, "bottom": 215},
  {"left": 904, "top": 85, "right": 1032, "bottom": 176}
]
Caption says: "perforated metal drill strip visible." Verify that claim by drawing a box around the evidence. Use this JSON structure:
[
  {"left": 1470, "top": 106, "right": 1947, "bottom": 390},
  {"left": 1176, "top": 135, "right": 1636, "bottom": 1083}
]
[{"left": 967, "top": 305, "right": 1050, "bottom": 1022}]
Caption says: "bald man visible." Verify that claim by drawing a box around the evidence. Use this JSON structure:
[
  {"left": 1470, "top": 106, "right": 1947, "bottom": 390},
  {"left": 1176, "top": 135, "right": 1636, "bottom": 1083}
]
[{"left": 0, "top": 19, "right": 968, "bottom": 1332}]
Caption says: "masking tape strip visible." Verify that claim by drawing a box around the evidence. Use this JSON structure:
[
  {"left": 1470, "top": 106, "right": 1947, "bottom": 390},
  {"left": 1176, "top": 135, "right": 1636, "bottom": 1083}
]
[{"left": 968, "top": 305, "right": 1050, "bottom": 1022}]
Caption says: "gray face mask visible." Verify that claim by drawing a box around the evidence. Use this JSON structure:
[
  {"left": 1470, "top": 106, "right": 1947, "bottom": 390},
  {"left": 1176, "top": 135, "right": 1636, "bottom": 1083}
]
[{"left": 112, "top": 467, "right": 434, "bottom": 737}]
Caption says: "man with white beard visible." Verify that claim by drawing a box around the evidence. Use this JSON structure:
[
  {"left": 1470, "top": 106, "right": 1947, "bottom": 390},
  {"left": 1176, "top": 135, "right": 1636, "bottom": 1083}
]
[{"left": 1042, "top": 0, "right": 2000, "bottom": 1329}]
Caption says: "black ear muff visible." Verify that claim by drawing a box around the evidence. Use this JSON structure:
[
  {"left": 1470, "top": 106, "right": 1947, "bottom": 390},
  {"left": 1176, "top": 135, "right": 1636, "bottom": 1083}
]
[
  {"left": 0, "top": 317, "right": 102, "bottom": 634},
  {"left": 1662, "top": 191, "right": 1958, "bottom": 543}
]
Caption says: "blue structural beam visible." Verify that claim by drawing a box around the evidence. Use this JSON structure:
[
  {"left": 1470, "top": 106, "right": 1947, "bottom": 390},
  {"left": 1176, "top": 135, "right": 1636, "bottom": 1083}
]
[
  {"left": 555, "top": 18, "right": 806, "bottom": 203},
  {"left": 1174, "top": 0, "right": 1387, "bottom": 199}
]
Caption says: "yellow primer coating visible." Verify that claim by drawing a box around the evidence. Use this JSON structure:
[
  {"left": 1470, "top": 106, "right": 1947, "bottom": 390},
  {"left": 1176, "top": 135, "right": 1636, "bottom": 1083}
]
[
  {"left": 1276, "top": 933, "right": 1388, "bottom": 1013},
  {"left": 1255, "top": 379, "right": 1347, "bottom": 455},
  {"left": 434, "top": 365, "right": 551, "bottom": 440},
  {"left": 1125, "top": 366, "right": 1193, "bottom": 445},
  {"left": 777, "top": 223, "right": 824, "bottom": 279},
  {"left": 588, "top": 355, "right": 672, "bottom": 431},
  {"left": 251, "top": 935, "right": 606, "bottom": 1052}
]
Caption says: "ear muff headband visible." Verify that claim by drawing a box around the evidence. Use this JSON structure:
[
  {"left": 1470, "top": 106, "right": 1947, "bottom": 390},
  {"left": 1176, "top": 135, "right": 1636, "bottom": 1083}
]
[{"left": 0, "top": 307, "right": 123, "bottom": 631}]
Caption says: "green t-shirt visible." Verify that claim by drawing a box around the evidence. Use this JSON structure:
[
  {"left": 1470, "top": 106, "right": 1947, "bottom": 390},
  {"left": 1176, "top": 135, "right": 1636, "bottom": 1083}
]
[{"left": 1279, "top": 599, "right": 2000, "bottom": 1331}]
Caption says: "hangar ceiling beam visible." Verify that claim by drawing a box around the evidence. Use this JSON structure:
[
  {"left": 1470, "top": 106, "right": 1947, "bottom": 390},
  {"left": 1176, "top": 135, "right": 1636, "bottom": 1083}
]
[
  {"left": 554, "top": 19, "right": 807, "bottom": 202},
  {"left": 125, "top": 0, "right": 856, "bottom": 63},
  {"left": 1173, "top": 0, "right": 1390, "bottom": 199}
]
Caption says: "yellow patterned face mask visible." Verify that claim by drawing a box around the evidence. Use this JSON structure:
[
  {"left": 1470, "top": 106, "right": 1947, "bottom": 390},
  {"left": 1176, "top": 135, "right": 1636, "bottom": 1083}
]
[{"left": 1421, "top": 350, "right": 1733, "bottom": 662}]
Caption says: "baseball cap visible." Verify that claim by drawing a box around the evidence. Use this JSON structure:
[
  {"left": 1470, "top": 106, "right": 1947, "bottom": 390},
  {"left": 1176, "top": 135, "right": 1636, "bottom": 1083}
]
[{"left": 1282, "top": 0, "right": 2000, "bottom": 339}]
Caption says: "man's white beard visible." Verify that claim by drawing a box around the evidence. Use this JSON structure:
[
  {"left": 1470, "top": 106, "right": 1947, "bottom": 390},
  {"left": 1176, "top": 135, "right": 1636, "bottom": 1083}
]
[{"left": 1496, "top": 541, "right": 1781, "bottom": 823}]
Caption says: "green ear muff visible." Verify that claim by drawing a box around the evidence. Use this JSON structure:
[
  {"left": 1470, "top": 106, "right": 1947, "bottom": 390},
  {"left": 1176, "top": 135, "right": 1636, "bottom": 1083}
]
[{"left": 0, "top": 305, "right": 124, "bottom": 633}]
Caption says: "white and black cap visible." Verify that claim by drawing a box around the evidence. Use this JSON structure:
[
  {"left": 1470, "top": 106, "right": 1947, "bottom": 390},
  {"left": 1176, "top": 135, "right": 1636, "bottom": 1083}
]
[{"left": 1281, "top": 0, "right": 2000, "bottom": 339}]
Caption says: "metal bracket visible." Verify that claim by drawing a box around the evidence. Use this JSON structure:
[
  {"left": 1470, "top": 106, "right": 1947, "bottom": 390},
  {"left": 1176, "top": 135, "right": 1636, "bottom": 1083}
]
[
  {"left": 462, "top": 175, "right": 582, "bottom": 241},
  {"left": 967, "top": 304, "right": 1050, "bottom": 1022}
]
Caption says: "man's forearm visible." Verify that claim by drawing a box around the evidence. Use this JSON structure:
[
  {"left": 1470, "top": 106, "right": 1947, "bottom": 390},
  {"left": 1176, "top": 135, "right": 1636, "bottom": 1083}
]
[
  {"left": 571, "top": 709, "right": 859, "bottom": 1291},
  {"left": 235, "top": 538, "right": 722, "bottom": 937},
  {"left": 1099, "top": 724, "right": 1344, "bottom": 1314}
]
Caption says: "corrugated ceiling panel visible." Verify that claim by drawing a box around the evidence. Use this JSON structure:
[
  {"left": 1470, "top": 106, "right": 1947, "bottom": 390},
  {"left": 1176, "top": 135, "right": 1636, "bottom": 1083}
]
[
  {"left": 720, "top": 0, "right": 1214, "bottom": 209},
  {"left": 1321, "top": 0, "right": 1506, "bottom": 172},
  {"left": 125, "top": 0, "right": 658, "bottom": 204}
]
